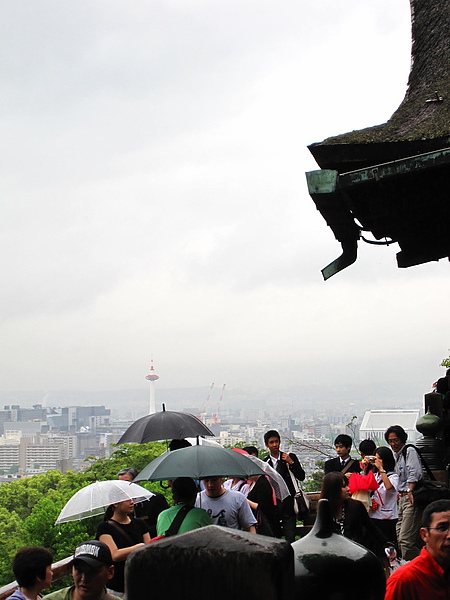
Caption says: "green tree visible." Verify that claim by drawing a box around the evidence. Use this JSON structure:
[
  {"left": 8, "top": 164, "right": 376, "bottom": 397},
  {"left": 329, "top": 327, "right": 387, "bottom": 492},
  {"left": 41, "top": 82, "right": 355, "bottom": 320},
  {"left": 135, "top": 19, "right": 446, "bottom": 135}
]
[
  {"left": 303, "top": 461, "right": 325, "bottom": 492},
  {"left": 440, "top": 350, "right": 450, "bottom": 369},
  {"left": 83, "top": 442, "right": 171, "bottom": 502},
  {"left": 84, "top": 442, "right": 167, "bottom": 480},
  {"left": 25, "top": 494, "right": 66, "bottom": 550},
  {"left": 346, "top": 415, "right": 359, "bottom": 447},
  {"left": 0, "top": 508, "right": 27, "bottom": 586},
  {"left": 0, "top": 441, "right": 170, "bottom": 586}
]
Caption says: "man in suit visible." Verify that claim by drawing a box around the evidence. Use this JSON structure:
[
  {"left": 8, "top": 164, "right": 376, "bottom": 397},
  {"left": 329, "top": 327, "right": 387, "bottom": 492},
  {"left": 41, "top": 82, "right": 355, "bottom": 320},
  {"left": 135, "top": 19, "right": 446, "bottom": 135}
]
[
  {"left": 324, "top": 434, "right": 361, "bottom": 476},
  {"left": 263, "top": 429, "right": 305, "bottom": 543}
]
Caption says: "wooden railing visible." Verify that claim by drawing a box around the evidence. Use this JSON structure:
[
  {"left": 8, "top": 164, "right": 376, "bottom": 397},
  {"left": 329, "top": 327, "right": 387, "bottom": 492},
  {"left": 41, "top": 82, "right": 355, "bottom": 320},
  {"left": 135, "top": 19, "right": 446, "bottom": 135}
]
[{"left": 296, "top": 491, "right": 320, "bottom": 537}]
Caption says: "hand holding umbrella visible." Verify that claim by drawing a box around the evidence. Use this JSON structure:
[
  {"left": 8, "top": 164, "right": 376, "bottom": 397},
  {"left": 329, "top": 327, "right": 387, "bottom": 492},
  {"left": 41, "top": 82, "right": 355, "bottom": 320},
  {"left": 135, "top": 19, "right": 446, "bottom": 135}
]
[{"left": 55, "top": 480, "right": 155, "bottom": 524}]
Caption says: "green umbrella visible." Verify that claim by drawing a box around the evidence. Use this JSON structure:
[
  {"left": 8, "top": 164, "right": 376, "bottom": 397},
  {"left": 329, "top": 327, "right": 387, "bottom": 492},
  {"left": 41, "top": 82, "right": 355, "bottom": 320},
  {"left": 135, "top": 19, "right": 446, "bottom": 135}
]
[{"left": 134, "top": 445, "right": 266, "bottom": 481}]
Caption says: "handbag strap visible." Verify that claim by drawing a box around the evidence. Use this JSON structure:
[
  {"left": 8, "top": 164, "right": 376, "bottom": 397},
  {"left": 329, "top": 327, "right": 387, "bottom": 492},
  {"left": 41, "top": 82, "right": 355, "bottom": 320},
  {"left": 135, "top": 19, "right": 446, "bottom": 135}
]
[
  {"left": 107, "top": 520, "right": 136, "bottom": 546},
  {"left": 341, "top": 459, "right": 356, "bottom": 475},
  {"left": 373, "top": 488, "right": 384, "bottom": 506},
  {"left": 288, "top": 465, "right": 300, "bottom": 493},
  {"left": 373, "top": 471, "right": 395, "bottom": 506},
  {"left": 165, "top": 504, "right": 194, "bottom": 537}
]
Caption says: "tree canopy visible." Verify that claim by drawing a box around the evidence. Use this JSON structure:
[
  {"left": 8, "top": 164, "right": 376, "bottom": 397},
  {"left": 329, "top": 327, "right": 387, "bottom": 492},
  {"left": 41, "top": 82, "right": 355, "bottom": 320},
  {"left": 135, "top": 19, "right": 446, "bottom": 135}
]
[
  {"left": 440, "top": 350, "right": 450, "bottom": 369},
  {"left": 0, "top": 442, "right": 169, "bottom": 587}
]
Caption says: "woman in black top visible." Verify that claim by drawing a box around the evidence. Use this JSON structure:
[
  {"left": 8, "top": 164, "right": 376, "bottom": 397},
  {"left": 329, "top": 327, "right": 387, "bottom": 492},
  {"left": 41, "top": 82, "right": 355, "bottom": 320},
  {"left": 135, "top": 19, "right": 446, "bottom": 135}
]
[
  {"left": 96, "top": 499, "right": 150, "bottom": 596},
  {"left": 320, "top": 472, "right": 392, "bottom": 558}
]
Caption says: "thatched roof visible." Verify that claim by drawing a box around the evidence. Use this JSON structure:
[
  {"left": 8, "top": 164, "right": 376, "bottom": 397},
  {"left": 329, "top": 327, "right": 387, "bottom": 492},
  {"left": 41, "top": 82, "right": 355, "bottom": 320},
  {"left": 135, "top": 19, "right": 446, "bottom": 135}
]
[{"left": 309, "top": 0, "right": 450, "bottom": 171}]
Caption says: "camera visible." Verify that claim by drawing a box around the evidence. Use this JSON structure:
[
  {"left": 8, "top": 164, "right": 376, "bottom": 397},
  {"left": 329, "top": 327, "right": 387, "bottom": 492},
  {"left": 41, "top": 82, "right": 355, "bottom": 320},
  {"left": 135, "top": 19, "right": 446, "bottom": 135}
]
[{"left": 367, "top": 456, "right": 376, "bottom": 463}]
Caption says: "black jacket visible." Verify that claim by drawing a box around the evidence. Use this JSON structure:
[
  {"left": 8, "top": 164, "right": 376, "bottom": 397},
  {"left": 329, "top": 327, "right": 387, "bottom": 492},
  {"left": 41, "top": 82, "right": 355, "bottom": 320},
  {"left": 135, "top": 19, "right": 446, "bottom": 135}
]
[
  {"left": 336, "top": 498, "right": 389, "bottom": 556},
  {"left": 324, "top": 457, "right": 361, "bottom": 475},
  {"left": 264, "top": 452, "right": 305, "bottom": 496}
]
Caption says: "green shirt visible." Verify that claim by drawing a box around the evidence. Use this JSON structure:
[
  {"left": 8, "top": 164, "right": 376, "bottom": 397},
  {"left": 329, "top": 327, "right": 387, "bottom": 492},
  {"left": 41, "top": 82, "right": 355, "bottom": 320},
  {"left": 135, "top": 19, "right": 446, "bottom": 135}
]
[
  {"left": 156, "top": 504, "right": 212, "bottom": 536},
  {"left": 44, "top": 586, "right": 121, "bottom": 600}
]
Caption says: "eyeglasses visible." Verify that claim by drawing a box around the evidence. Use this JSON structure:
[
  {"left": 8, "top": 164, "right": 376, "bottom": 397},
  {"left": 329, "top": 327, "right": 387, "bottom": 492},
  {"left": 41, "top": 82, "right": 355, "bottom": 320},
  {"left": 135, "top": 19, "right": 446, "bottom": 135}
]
[
  {"left": 387, "top": 438, "right": 400, "bottom": 445},
  {"left": 427, "top": 524, "right": 450, "bottom": 533}
]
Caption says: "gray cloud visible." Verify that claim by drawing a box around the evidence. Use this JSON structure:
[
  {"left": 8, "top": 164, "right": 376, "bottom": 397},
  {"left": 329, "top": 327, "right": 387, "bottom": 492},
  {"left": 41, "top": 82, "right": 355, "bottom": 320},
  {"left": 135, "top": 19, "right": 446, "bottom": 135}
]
[{"left": 1, "top": 0, "right": 448, "bottom": 394}]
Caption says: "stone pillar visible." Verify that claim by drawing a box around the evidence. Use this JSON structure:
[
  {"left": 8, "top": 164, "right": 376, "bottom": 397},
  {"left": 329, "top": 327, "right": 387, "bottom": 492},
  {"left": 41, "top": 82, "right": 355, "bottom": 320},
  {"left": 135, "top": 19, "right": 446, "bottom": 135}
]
[
  {"left": 126, "top": 525, "right": 293, "bottom": 600},
  {"left": 293, "top": 500, "right": 386, "bottom": 600}
]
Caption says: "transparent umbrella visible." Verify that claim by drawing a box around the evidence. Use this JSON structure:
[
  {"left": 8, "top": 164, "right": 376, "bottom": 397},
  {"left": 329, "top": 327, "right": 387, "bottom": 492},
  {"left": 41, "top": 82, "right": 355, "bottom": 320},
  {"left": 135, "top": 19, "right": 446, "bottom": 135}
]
[
  {"left": 246, "top": 455, "right": 291, "bottom": 501},
  {"left": 56, "top": 480, "right": 155, "bottom": 524}
]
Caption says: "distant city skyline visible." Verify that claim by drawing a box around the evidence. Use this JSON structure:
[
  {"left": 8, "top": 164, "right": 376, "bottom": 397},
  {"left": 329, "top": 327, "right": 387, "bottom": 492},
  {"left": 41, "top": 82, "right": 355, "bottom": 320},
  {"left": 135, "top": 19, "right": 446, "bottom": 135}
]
[{"left": 0, "top": 378, "right": 425, "bottom": 419}]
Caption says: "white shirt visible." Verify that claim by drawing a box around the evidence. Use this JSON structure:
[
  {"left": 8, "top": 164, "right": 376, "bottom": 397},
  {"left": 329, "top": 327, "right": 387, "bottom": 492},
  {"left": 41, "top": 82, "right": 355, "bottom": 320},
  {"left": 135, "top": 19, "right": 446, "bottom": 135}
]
[
  {"left": 195, "top": 489, "right": 257, "bottom": 530},
  {"left": 393, "top": 445, "right": 423, "bottom": 492},
  {"left": 370, "top": 472, "right": 399, "bottom": 520}
]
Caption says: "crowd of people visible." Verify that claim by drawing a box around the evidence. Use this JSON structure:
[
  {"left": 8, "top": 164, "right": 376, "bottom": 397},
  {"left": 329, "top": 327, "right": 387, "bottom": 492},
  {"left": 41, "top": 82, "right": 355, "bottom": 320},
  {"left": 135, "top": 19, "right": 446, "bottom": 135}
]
[{"left": 6, "top": 424, "right": 450, "bottom": 600}]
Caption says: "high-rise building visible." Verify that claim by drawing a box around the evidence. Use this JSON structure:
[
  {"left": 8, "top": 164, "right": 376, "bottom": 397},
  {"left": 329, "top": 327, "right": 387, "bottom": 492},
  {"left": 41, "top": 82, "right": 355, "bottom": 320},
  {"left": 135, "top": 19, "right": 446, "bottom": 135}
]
[{"left": 0, "top": 445, "right": 20, "bottom": 471}]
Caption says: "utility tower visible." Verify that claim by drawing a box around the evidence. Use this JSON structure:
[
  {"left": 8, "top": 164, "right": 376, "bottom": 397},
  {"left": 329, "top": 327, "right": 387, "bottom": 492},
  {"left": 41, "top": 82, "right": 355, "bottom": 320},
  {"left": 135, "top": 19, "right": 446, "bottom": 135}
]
[{"left": 145, "top": 361, "right": 160, "bottom": 414}]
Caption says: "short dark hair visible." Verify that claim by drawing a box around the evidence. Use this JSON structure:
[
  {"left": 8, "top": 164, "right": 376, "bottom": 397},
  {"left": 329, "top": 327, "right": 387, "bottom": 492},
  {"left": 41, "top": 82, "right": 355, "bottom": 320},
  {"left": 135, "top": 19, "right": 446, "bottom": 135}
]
[
  {"left": 168, "top": 439, "right": 192, "bottom": 451},
  {"left": 334, "top": 434, "right": 352, "bottom": 449},
  {"left": 118, "top": 467, "right": 138, "bottom": 479},
  {"left": 243, "top": 446, "right": 258, "bottom": 457},
  {"left": 422, "top": 499, "right": 450, "bottom": 528},
  {"left": 375, "top": 446, "right": 395, "bottom": 472},
  {"left": 264, "top": 430, "right": 280, "bottom": 445},
  {"left": 358, "top": 439, "right": 376, "bottom": 456},
  {"left": 436, "top": 377, "right": 449, "bottom": 394},
  {"left": 172, "top": 477, "right": 198, "bottom": 503},
  {"left": 384, "top": 425, "right": 407, "bottom": 444},
  {"left": 12, "top": 547, "right": 53, "bottom": 588}
]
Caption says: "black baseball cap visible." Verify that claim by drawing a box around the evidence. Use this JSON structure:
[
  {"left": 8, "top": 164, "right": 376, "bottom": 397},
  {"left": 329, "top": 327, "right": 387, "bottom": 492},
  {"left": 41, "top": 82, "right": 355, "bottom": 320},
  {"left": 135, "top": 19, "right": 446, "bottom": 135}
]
[{"left": 73, "top": 541, "right": 113, "bottom": 568}]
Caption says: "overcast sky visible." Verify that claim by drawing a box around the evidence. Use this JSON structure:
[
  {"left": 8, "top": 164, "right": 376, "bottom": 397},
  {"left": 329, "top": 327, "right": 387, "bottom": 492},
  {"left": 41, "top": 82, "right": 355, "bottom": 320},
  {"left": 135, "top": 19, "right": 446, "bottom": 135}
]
[{"left": 1, "top": 1, "right": 449, "bottom": 398}]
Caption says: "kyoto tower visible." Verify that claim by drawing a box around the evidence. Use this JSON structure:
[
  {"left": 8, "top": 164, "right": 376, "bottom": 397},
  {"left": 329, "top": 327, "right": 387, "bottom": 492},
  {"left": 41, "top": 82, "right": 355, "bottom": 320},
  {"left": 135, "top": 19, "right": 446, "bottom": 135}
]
[{"left": 145, "top": 360, "right": 159, "bottom": 414}]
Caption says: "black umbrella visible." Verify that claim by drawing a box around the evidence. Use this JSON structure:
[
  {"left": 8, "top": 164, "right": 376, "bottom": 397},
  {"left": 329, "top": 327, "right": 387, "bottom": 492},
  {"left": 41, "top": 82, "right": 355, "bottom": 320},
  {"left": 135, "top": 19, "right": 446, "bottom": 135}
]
[{"left": 118, "top": 405, "right": 213, "bottom": 444}]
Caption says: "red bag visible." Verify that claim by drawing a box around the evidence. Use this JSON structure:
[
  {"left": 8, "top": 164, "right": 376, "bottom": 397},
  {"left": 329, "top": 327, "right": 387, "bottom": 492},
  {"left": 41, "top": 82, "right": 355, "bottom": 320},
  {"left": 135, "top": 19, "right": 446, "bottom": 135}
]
[{"left": 370, "top": 497, "right": 380, "bottom": 512}]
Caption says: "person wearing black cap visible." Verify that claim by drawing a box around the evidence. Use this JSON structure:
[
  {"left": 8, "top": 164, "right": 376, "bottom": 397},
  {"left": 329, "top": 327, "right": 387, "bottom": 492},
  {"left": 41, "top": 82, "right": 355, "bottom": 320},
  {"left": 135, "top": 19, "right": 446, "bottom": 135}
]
[{"left": 45, "top": 541, "right": 120, "bottom": 600}]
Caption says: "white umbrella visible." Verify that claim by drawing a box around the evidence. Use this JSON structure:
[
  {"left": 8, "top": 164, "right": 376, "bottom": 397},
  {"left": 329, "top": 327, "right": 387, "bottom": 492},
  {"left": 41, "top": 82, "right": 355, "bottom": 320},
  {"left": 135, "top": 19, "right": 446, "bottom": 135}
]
[
  {"left": 56, "top": 480, "right": 155, "bottom": 524},
  {"left": 246, "top": 455, "right": 291, "bottom": 501}
]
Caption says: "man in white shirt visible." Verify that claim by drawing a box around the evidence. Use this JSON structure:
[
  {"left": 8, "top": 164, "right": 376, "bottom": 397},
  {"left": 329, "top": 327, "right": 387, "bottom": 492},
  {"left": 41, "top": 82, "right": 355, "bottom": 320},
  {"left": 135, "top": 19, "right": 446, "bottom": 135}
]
[{"left": 195, "top": 476, "right": 257, "bottom": 533}]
